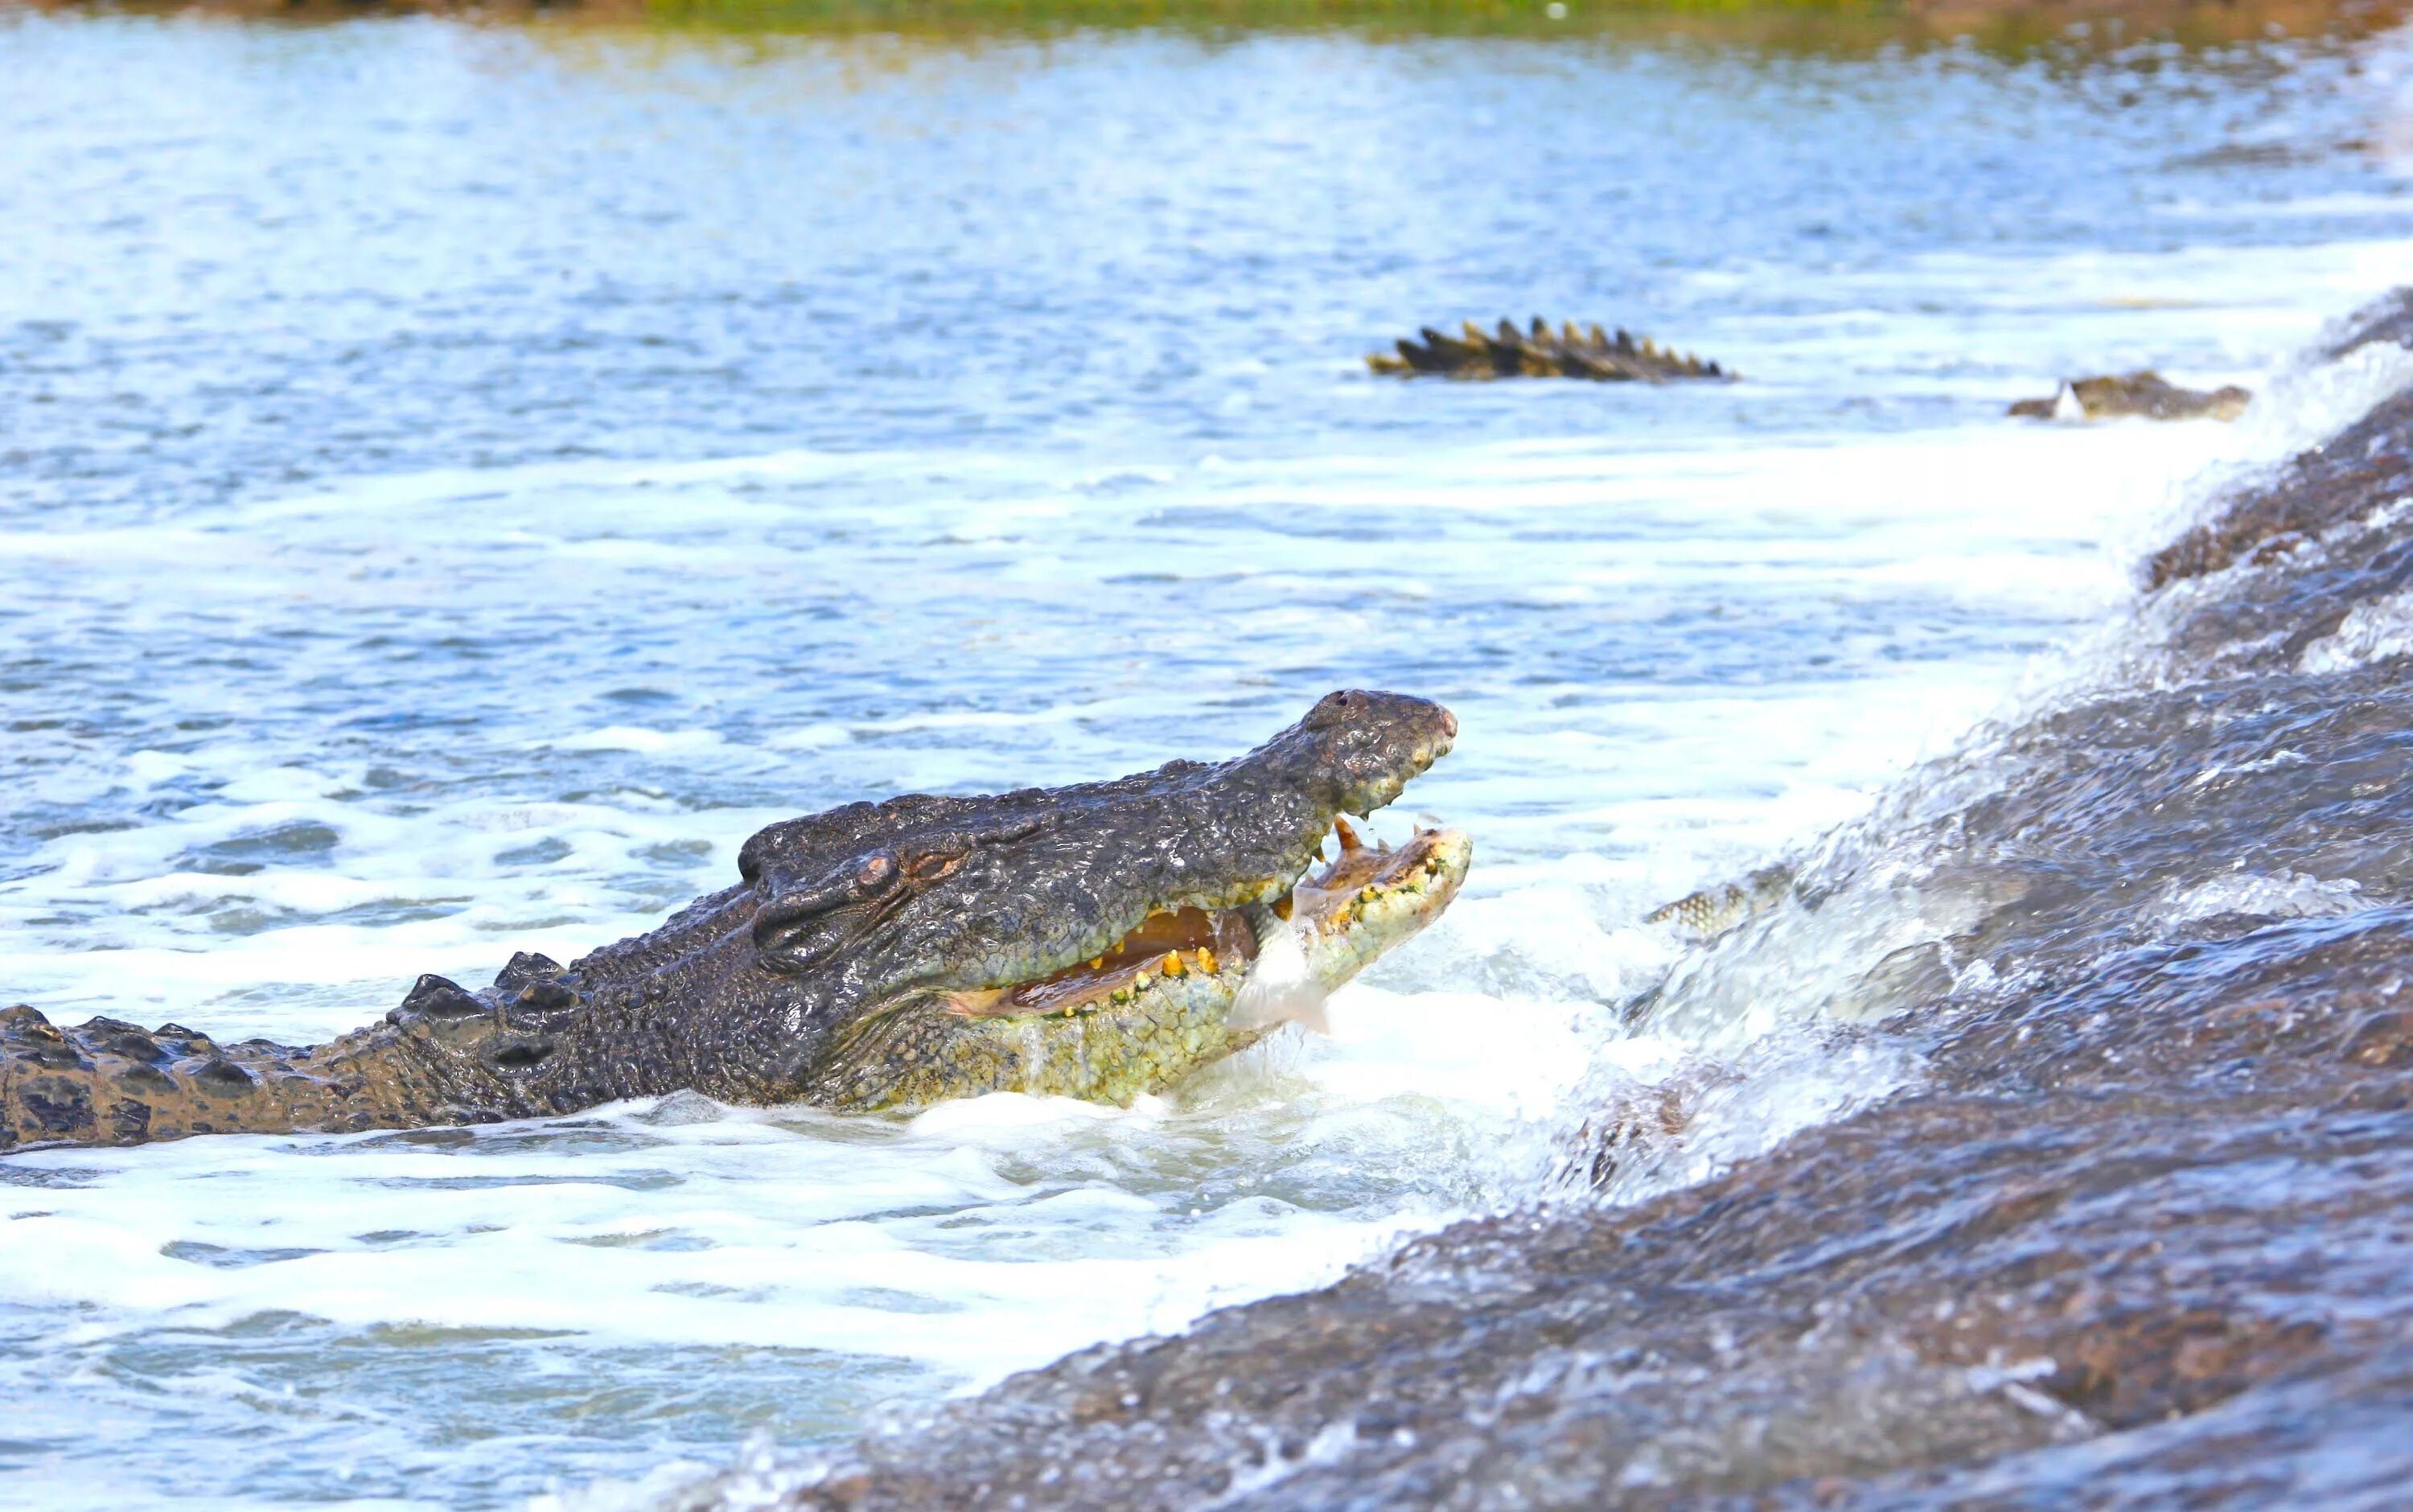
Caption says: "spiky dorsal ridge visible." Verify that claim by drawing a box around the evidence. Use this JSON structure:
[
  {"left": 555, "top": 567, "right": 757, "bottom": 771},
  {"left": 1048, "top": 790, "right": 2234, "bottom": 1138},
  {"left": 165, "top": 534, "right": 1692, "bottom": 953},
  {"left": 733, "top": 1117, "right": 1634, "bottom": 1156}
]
[{"left": 1366, "top": 318, "right": 1732, "bottom": 382}]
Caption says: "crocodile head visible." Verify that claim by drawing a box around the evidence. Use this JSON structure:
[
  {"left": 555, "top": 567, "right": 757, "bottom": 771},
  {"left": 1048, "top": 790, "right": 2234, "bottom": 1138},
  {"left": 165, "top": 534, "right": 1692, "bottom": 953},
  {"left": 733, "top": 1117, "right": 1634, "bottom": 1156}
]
[
  {"left": 735, "top": 688, "right": 1465, "bottom": 1109},
  {"left": 524, "top": 689, "right": 1467, "bottom": 1112}
]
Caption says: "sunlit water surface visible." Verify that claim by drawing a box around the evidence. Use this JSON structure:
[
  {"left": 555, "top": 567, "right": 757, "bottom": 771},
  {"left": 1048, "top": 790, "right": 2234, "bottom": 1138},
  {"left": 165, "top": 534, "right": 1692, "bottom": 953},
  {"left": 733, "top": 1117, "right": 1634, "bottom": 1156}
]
[{"left": 4, "top": 10, "right": 2413, "bottom": 1506}]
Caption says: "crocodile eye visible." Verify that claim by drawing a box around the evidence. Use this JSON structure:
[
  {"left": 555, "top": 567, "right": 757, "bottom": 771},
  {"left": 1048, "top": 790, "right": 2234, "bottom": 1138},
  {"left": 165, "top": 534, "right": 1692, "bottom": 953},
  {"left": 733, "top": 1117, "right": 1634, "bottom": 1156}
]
[
  {"left": 753, "top": 848, "right": 911, "bottom": 972},
  {"left": 1304, "top": 689, "right": 1362, "bottom": 730},
  {"left": 747, "top": 821, "right": 1041, "bottom": 975}
]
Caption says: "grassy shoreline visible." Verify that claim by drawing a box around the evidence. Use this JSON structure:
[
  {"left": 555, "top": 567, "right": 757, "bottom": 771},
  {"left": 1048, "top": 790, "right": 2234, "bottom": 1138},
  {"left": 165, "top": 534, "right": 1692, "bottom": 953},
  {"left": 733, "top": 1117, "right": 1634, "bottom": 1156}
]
[{"left": 21, "top": 0, "right": 2411, "bottom": 49}]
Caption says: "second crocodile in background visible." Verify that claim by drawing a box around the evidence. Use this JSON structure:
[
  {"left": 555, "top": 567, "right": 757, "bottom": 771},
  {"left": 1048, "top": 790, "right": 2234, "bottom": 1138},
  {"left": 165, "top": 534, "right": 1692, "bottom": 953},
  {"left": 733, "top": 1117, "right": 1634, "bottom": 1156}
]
[
  {"left": 1, "top": 692, "right": 1468, "bottom": 1152},
  {"left": 1369, "top": 318, "right": 1731, "bottom": 381}
]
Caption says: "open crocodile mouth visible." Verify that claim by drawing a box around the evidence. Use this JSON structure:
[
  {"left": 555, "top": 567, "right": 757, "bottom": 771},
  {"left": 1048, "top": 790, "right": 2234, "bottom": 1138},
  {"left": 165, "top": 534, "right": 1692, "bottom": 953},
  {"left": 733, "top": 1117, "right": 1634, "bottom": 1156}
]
[{"left": 943, "top": 819, "right": 1467, "bottom": 1022}]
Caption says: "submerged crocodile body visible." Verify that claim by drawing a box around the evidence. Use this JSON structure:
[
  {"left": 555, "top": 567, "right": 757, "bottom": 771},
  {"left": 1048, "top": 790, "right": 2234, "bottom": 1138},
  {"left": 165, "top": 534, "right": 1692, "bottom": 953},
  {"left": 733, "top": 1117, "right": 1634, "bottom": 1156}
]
[
  {"left": 1368, "top": 318, "right": 1729, "bottom": 382},
  {"left": 2009, "top": 369, "right": 2251, "bottom": 421},
  {"left": 0, "top": 692, "right": 1467, "bottom": 1152}
]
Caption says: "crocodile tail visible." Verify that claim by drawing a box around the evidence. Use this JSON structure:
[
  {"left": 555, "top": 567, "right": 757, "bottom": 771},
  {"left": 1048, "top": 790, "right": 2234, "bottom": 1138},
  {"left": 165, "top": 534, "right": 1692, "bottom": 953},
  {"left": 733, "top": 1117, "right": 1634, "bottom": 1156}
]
[
  {"left": 0, "top": 992, "right": 516, "bottom": 1151},
  {"left": 1491, "top": 318, "right": 1549, "bottom": 377},
  {"left": 1392, "top": 334, "right": 1448, "bottom": 374},
  {"left": 1453, "top": 319, "right": 1511, "bottom": 378},
  {"left": 1561, "top": 345, "right": 1634, "bottom": 382},
  {"left": 0, "top": 1004, "right": 339, "bottom": 1149},
  {"left": 1371, "top": 319, "right": 1732, "bottom": 384},
  {"left": 1427, "top": 325, "right": 1485, "bottom": 373},
  {"left": 1526, "top": 316, "right": 1576, "bottom": 377},
  {"left": 1449, "top": 320, "right": 1499, "bottom": 378}
]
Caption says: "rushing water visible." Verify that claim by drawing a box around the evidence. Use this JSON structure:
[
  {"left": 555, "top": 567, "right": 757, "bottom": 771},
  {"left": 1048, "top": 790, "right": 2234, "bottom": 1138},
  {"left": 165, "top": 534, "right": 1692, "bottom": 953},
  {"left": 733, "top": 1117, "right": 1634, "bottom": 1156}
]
[{"left": 3, "top": 7, "right": 2413, "bottom": 1506}]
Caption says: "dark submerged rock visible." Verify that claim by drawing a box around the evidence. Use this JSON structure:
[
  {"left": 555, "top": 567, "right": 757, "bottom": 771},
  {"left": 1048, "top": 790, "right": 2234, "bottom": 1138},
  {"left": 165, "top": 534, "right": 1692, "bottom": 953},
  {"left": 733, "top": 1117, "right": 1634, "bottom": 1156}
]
[{"left": 748, "top": 291, "right": 2413, "bottom": 1509}]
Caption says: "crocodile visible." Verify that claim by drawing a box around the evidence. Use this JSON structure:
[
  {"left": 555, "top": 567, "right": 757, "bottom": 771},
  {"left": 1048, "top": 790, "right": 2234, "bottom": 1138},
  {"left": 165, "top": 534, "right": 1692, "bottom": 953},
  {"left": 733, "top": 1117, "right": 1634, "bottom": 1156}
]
[
  {"left": 2008, "top": 369, "right": 2251, "bottom": 421},
  {"left": 1368, "top": 318, "right": 1730, "bottom": 382},
  {"left": 0, "top": 691, "right": 1468, "bottom": 1152}
]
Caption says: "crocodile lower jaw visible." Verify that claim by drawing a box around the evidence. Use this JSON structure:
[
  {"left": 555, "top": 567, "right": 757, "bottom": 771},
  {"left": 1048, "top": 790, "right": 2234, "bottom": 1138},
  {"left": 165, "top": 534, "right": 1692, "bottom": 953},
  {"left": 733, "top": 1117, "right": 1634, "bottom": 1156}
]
[{"left": 943, "top": 822, "right": 1470, "bottom": 1022}]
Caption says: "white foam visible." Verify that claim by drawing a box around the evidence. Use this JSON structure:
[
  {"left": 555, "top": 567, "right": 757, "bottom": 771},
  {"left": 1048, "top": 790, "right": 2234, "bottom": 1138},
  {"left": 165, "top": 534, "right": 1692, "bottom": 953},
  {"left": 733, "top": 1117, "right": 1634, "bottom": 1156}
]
[
  {"left": 1575, "top": 1026, "right": 1920, "bottom": 1210},
  {"left": 2152, "top": 870, "right": 2368, "bottom": 927},
  {"left": 551, "top": 728, "right": 733, "bottom": 754},
  {"left": 2300, "top": 590, "right": 2413, "bottom": 672}
]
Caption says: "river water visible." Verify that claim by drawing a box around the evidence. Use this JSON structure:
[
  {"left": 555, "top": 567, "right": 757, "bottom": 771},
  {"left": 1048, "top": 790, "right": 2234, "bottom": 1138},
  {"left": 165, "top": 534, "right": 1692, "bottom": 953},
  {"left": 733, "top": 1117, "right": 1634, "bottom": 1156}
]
[{"left": 2, "top": 6, "right": 2411, "bottom": 1506}]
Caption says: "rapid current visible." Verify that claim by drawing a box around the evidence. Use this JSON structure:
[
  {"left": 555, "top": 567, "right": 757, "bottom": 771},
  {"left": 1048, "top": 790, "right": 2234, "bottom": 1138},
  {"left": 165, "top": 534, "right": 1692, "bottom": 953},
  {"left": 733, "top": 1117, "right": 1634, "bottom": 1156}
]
[{"left": 4, "top": 7, "right": 2413, "bottom": 1506}]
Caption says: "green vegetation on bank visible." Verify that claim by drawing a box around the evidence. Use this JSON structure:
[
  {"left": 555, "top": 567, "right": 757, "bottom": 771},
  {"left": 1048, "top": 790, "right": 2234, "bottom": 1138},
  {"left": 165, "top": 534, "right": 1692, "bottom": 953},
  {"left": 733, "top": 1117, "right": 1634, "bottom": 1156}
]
[
  {"left": 630, "top": 0, "right": 2392, "bottom": 40},
  {"left": 35, "top": 0, "right": 2407, "bottom": 50},
  {"left": 646, "top": 0, "right": 1887, "bottom": 32}
]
